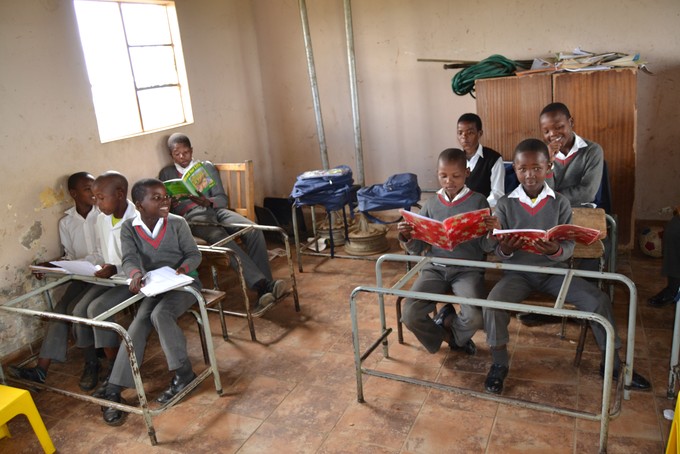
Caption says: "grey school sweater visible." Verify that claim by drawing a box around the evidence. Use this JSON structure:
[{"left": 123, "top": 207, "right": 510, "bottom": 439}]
[
  {"left": 494, "top": 189, "right": 574, "bottom": 268},
  {"left": 552, "top": 138, "right": 603, "bottom": 206},
  {"left": 402, "top": 190, "right": 492, "bottom": 261},
  {"left": 121, "top": 214, "right": 202, "bottom": 280}
]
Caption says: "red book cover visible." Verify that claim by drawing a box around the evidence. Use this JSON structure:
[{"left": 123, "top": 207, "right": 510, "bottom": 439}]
[
  {"left": 493, "top": 224, "right": 602, "bottom": 254},
  {"left": 400, "top": 208, "right": 490, "bottom": 251}
]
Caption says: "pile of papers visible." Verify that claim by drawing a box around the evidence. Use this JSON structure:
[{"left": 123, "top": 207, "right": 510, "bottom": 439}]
[{"left": 517, "top": 47, "right": 651, "bottom": 76}]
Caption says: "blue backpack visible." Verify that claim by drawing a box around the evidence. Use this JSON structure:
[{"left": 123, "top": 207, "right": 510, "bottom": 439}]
[
  {"left": 357, "top": 173, "right": 421, "bottom": 223},
  {"left": 290, "top": 165, "right": 355, "bottom": 256}
]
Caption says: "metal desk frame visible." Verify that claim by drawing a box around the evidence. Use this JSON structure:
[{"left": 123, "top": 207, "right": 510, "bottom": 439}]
[
  {"left": 0, "top": 274, "right": 223, "bottom": 446},
  {"left": 192, "top": 222, "right": 301, "bottom": 341},
  {"left": 350, "top": 253, "right": 640, "bottom": 454}
]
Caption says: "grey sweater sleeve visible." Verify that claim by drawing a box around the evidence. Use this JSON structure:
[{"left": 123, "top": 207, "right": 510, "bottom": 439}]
[
  {"left": 558, "top": 140, "right": 603, "bottom": 206},
  {"left": 121, "top": 220, "right": 143, "bottom": 278},
  {"left": 175, "top": 217, "right": 202, "bottom": 274},
  {"left": 202, "top": 161, "right": 229, "bottom": 209}
]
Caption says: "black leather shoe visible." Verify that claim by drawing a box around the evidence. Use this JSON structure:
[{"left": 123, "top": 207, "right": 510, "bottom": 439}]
[
  {"left": 599, "top": 364, "right": 651, "bottom": 390},
  {"left": 484, "top": 364, "right": 509, "bottom": 394},
  {"left": 156, "top": 372, "right": 197, "bottom": 404},
  {"left": 79, "top": 361, "right": 100, "bottom": 391},
  {"left": 648, "top": 288, "right": 678, "bottom": 307},
  {"left": 102, "top": 392, "right": 126, "bottom": 426},
  {"left": 434, "top": 304, "right": 456, "bottom": 327},
  {"left": 451, "top": 338, "right": 477, "bottom": 355},
  {"left": 517, "top": 313, "right": 561, "bottom": 327}
]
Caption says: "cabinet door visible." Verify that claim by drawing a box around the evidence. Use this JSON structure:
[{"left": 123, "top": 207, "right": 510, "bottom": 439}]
[
  {"left": 553, "top": 69, "right": 637, "bottom": 246},
  {"left": 476, "top": 73, "right": 552, "bottom": 159}
]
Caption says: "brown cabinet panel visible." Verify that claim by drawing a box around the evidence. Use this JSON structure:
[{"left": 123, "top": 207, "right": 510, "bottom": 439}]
[{"left": 476, "top": 74, "right": 552, "bottom": 160}]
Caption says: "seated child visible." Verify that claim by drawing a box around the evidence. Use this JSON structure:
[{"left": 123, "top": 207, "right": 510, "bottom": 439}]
[
  {"left": 539, "top": 102, "right": 603, "bottom": 206},
  {"left": 102, "top": 178, "right": 202, "bottom": 426},
  {"left": 457, "top": 113, "right": 505, "bottom": 208},
  {"left": 649, "top": 205, "right": 680, "bottom": 306},
  {"left": 484, "top": 138, "right": 650, "bottom": 394},
  {"left": 159, "top": 133, "right": 285, "bottom": 309},
  {"left": 9, "top": 172, "right": 109, "bottom": 390},
  {"left": 397, "top": 148, "right": 499, "bottom": 355}
]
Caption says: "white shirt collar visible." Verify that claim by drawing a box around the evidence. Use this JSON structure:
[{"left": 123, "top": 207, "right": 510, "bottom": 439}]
[
  {"left": 555, "top": 133, "right": 587, "bottom": 160},
  {"left": 437, "top": 185, "right": 470, "bottom": 203},
  {"left": 507, "top": 182, "right": 555, "bottom": 208},
  {"left": 466, "top": 143, "right": 484, "bottom": 170},
  {"left": 175, "top": 159, "right": 196, "bottom": 176},
  {"left": 132, "top": 214, "right": 165, "bottom": 238}
]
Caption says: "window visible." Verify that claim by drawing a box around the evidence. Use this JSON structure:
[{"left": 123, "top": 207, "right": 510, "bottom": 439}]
[{"left": 73, "top": 0, "right": 193, "bottom": 143}]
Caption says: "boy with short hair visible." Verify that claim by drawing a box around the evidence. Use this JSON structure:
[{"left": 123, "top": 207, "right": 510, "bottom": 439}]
[
  {"left": 484, "top": 138, "right": 649, "bottom": 394},
  {"left": 539, "top": 102, "right": 603, "bottom": 206},
  {"left": 159, "top": 133, "right": 285, "bottom": 309},
  {"left": 9, "top": 172, "right": 109, "bottom": 390},
  {"left": 457, "top": 113, "right": 505, "bottom": 208},
  {"left": 82, "top": 171, "right": 139, "bottom": 390},
  {"left": 397, "top": 148, "right": 499, "bottom": 355},
  {"left": 101, "top": 179, "right": 201, "bottom": 426}
]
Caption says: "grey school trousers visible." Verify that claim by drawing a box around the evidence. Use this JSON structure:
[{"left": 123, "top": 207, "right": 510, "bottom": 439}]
[
  {"left": 487, "top": 270, "right": 622, "bottom": 350},
  {"left": 401, "top": 264, "right": 502, "bottom": 354},
  {"left": 108, "top": 285, "right": 198, "bottom": 389},
  {"left": 186, "top": 207, "right": 272, "bottom": 288},
  {"left": 39, "top": 281, "right": 109, "bottom": 362},
  {"left": 77, "top": 285, "right": 134, "bottom": 350}
]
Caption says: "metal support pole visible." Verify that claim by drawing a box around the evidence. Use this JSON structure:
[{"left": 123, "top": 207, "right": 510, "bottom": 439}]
[
  {"left": 298, "top": 0, "right": 329, "bottom": 170},
  {"left": 343, "top": 0, "right": 364, "bottom": 186}
]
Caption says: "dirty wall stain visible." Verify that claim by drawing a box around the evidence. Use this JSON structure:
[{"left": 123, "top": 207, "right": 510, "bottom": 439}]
[
  {"left": 20, "top": 221, "right": 43, "bottom": 249},
  {"left": 39, "top": 187, "right": 65, "bottom": 209}
]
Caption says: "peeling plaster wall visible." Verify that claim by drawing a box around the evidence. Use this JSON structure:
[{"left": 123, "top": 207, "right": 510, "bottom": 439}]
[
  {"left": 1, "top": 0, "right": 679, "bottom": 358},
  {"left": 0, "top": 0, "right": 268, "bottom": 358}
]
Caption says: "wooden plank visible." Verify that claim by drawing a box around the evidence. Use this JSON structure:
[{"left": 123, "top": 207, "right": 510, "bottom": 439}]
[
  {"left": 476, "top": 74, "right": 552, "bottom": 160},
  {"left": 553, "top": 69, "right": 637, "bottom": 246}
]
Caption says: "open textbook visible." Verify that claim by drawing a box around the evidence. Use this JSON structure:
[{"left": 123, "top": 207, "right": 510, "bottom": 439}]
[
  {"left": 399, "top": 208, "right": 490, "bottom": 251},
  {"left": 493, "top": 225, "right": 601, "bottom": 254},
  {"left": 137, "top": 266, "right": 194, "bottom": 297},
  {"left": 163, "top": 161, "right": 216, "bottom": 198},
  {"left": 30, "top": 260, "right": 101, "bottom": 276}
]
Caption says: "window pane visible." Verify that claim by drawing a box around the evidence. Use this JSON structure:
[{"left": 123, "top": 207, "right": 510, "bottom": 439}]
[
  {"left": 121, "top": 3, "right": 171, "bottom": 45},
  {"left": 129, "top": 46, "right": 179, "bottom": 88},
  {"left": 92, "top": 84, "right": 142, "bottom": 141},
  {"left": 138, "top": 86, "right": 185, "bottom": 130}
]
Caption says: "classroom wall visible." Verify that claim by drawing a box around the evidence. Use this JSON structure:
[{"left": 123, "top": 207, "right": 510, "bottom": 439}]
[{"left": 1, "top": 0, "right": 678, "bottom": 358}]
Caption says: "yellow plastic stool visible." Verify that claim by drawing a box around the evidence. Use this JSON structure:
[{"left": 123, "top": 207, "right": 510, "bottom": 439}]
[
  {"left": 667, "top": 398, "right": 680, "bottom": 454},
  {"left": 0, "top": 384, "right": 55, "bottom": 453}
]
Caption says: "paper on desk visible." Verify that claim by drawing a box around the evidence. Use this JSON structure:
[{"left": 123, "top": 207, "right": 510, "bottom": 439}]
[
  {"left": 49, "top": 260, "right": 102, "bottom": 276},
  {"left": 139, "top": 266, "right": 194, "bottom": 297}
]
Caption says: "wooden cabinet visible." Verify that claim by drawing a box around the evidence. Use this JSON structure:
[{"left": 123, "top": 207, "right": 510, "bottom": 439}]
[{"left": 476, "top": 68, "right": 637, "bottom": 247}]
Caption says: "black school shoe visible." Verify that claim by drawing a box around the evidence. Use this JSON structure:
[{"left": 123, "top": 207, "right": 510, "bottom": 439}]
[
  {"left": 484, "top": 364, "right": 509, "bottom": 394},
  {"left": 599, "top": 364, "right": 651, "bottom": 390},
  {"left": 102, "top": 391, "right": 127, "bottom": 426},
  {"left": 156, "top": 371, "right": 197, "bottom": 404},
  {"left": 648, "top": 287, "right": 679, "bottom": 307},
  {"left": 8, "top": 365, "right": 46, "bottom": 384},
  {"left": 79, "top": 360, "right": 100, "bottom": 391}
]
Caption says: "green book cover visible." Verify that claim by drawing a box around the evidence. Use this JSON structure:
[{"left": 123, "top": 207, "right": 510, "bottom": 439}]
[{"left": 164, "top": 162, "right": 216, "bottom": 198}]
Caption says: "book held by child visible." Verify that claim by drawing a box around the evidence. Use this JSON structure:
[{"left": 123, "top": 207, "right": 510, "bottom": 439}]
[
  {"left": 163, "top": 161, "right": 216, "bottom": 198},
  {"left": 493, "top": 224, "right": 601, "bottom": 254},
  {"left": 400, "top": 208, "right": 490, "bottom": 251}
]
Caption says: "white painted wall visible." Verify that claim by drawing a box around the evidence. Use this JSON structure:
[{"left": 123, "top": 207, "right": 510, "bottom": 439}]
[{"left": 1, "top": 0, "right": 678, "bottom": 357}]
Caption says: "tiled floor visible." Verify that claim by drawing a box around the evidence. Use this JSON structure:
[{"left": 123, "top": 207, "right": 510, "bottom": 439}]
[{"left": 1, "top": 237, "right": 676, "bottom": 453}]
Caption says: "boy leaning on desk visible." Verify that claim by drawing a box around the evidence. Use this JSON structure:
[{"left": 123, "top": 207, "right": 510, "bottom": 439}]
[{"left": 10, "top": 172, "right": 110, "bottom": 391}]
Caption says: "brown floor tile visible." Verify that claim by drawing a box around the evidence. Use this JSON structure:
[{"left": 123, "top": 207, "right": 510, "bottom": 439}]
[{"left": 487, "top": 417, "right": 575, "bottom": 453}]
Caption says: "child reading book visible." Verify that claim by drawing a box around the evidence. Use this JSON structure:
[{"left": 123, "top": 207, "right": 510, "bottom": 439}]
[
  {"left": 101, "top": 178, "right": 202, "bottom": 426},
  {"left": 399, "top": 207, "right": 490, "bottom": 251},
  {"left": 163, "top": 161, "right": 216, "bottom": 198},
  {"left": 397, "top": 148, "right": 499, "bottom": 356},
  {"left": 483, "top": 138, "right": 649, "bottom": 394}
]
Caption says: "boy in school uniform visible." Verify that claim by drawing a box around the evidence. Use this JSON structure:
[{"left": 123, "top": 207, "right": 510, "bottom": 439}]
[
  {"left": 159, "top": 133, "right": 285, "bottom": 309},
  {"left": 483, "top": 138, "right": 649, "bottom": 394},
  {"left": 521, "top": 102, "right": 605, "bottom": 326},
  {"left": 457, "top": 113, "right": 505, "bottom": 208},
  {"left": 9, "top": 172, "right": 109, "bottom": 390},
  {"left": 539, "top": 102, "right": 603, "bottom": 207},
  {"left": 101, "top": 178, "right": 201, "bottom": 426},
  {"left": 397, "top": 148, "right": 500, "bottom": 355},
  {"left": 82, "top": 171, "right": 139, "bottom": 392}
]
